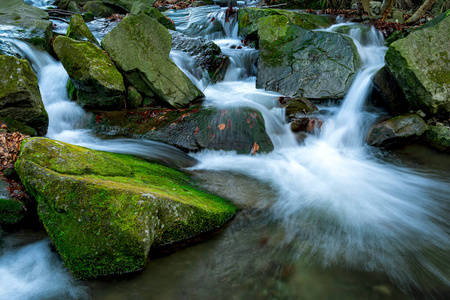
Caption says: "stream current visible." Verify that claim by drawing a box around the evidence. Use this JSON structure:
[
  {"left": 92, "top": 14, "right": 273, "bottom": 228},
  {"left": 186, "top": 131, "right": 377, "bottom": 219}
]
[{"left": 0, "top": 4, "right": 449, "bottom": 300}]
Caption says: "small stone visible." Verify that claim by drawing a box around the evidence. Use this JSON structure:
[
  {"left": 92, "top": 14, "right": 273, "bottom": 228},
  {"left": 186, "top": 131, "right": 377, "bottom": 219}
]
[{"left": 416, "top": 110, "right": 426, "bottom": 118}]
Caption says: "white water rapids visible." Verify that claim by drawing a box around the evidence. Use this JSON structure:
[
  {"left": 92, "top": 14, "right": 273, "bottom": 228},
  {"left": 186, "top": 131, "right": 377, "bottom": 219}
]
[{"left": 0, "top": 5, "right": 449, "bottom": 298}]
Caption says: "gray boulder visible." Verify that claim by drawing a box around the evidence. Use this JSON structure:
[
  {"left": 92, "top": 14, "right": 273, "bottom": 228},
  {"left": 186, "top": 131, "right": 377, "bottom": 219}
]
[
  {"left": 366, "top": 114, "right": 427, "bottom": 147},
  {"left": 171, "top": 31, "right": 229, "bottom": 83},
  {"left": 101, "top": 14, "right": 204, "bottom": 108},
  {"left": 423, "top": 125, "right": 450, "bottom": 152},
  {"left": 66, "top": 14, "right": 99, "bottom": 46},
  {"left": 92, "top": 105, "right": 274, "bottom": 154},
  {"left": 385, "top": 10, "right": 450, "bottom": 118},
  {"left": 0, "top": 0, "right": 53, "bottom": 51},
  {"left": 53, "top": 36, "right": 125, "bottom": 110},
  {"left": 131, "top": 2, "right": 175, "bottom": 30},
  {"left": 256, "top": 15, "right": 361, "bottom": 100},
  {"left": 0, "top": 55, "right": 48, "bottom": 136}
]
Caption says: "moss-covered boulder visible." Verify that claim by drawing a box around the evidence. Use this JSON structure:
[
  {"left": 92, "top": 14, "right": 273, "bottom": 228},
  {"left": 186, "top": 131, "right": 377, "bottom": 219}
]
[
  {"left": 0, "top": 55, "right": 48, "bottom": 136},
  {"left": 366, "top": 114, "right": 428, "bottom": 147},
  {"left": 385, "top": 10, "right": 450, "bottom": 118},
  {"left": 285, "top": 97, "right": 318, "bottom": 117},
  {"left": 53, "top": 36, "right": 125, "bottom": 110},
  {"left": 102, "top": 14, "right": 204, "bottom": 108},
  {"left": 0, "top": 198, "right": 25, "bottom": 224},
  {"left": 238, "top": 7, "right": 332, "bottom": 39},
  {"left": 256, "top": 15, "right": 361, "bottom": 100},
  {"left": 131, "top": 2, "right": 175, "bottom": 30},
  {"left": 15, "top": 137, "right": 237, "bottom": 279},
  {"left": 423, "top": 125, "right": 450, "bottom": 152},
  {"left": 92, "top": 105, "right": 274, "bottom": 154},
  {"left": 0, "top": 117, "right": 37, "bottom": 136},
  {"left": 171, "top": 31, "right": 229, "bottom": 83},
  {"left": 0, "top": 0, "right": 53, "bottom": 51},
  {"left": 82, "top": 1, "right": 115, "bottom": 18},
  {"left": 66, "top": 14, "right": 99, "bottom": 46},
  {"left": 102, "top": 0, "right": 156, "bottom": 12}
]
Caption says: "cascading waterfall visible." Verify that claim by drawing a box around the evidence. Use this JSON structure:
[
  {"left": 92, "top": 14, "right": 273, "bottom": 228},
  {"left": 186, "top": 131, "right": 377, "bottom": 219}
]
[{"left": 1, "top": 3, "right": 449, "bottom": 297}]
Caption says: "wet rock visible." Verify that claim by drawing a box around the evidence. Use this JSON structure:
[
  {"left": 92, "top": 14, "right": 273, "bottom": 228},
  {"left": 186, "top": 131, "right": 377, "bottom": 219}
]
[
  {"left": 366, "top": 114, "right": 427, "bottom": 147},
  {"left": 92, "top": 106, "right": 274, "bottom": 154},
  {"left": 385, "top": 10, "right": 450, "bottom": 118},
  {"left": 257, "top": 15, "right": 361, "bottom": 100},
  {"left": 101, "top": 14, "right": 204, "bottom": 108},
  {"left": 53, "top": 36, "right": 125, "bottom": 110},
  {"left": 67, "top": 1, "right": 80, "bottom": 12},
  {"left": 372, "top": 66, "right": 409, "bottom": 114},
  {"left": 0, "top": 198, "right": 25, "bottom": 225},
  {"left": 284, "top": 97, "right": 318, "bottom": 117},
  {"left": 66, "top": 14, "right": 99, "bottom": 46},
  {"left": 83, "top": 1, "right": 115, "bottom": 18},
  {"left": 238, "top": 7, "right": 332, "bottom": 39},
  {"left": 131, "top": 2, "right": 175, "bottom": 30},
  {"left": 0, "top": 117, "right": 37, "bottom": 136},
  {"left": 15, "top": 137, "right": 237, "bottom": 278},
  {"left": 0, "top": 55, "right": 48, "bottom": 136},
  {"left": 171, "top": 31, "right": 229, "bottom": 82},
  {"left": 0, "top": 0, "right": 53, "bottom": 51},
  {"left": 126, "top": 86, "right": 143, "bottom": 109},
  {"left": 102, "top": 0, "right": 156, "bottom": 12},
  {"left": 423, "top": 125, "right": 450, "bottom": 152}
]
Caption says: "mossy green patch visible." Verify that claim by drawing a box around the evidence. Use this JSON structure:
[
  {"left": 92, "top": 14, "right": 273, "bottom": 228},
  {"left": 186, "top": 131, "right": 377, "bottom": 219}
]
[
  {"left": 15, "top": 137, "right": 237, "bottom": 279},
  {"left": 0, "top": 198, "right": 24, "bottom": 224}
]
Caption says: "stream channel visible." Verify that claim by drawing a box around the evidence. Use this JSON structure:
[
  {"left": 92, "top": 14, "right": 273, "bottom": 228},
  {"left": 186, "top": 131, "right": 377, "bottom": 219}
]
[{"left": 1, "top": 3, "right": 450, "bottom": 300}]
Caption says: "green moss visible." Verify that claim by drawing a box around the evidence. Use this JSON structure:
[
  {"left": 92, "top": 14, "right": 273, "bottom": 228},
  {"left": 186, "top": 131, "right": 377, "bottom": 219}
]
[
  {"left": 16, "top": 137, "right": 237, "bottom": 279},
  {"left": 424, "top": 126, "right": 450, "bottom": 151},
  {"left": 0, "top": 198, "right": 24, "bottom": 224},
  {"left": 0, "top": 117, "right": 37, "bottom": 136}
]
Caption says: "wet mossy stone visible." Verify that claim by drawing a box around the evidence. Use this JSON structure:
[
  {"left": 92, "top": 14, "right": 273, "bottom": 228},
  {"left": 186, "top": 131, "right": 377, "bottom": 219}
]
[
  {"left": 53, "top": 36, "right": 125, "bottom": 110},
  {"left": 285, "top": 97, "right": 318, "bottom": 116},
  {"left": 256, "top": 15, "right": 361, "bottom": 100},
  {"left": 423, "top": 125, "right": 450, "bottom": 152},
  {"left": 366, "top": 114, "right": 428, "bottom": 147},
  {"left": 66, "top": 14, "right": 99, "bottom": 46},
  {"left": 82, "top": 1, "right": 115, "bottom": 18},
  {"left": 0, "top": 117, "right": 37, "bottom": 136},
  {"left": 101, "top": 0, "right": 156, "bottom": 13},
  {"left": 0, "top": 55, "right": 48, "bottom": 136},
  {"left": 0, "top": 198, "right": 25, "bottom": 224},
  {"left": 238, "top": 7, "right": 332, "bottom": 39},
  {"left": 101, "top": 14, "right": 204, "bottom": 108},
  {"left": 385, "top": 10, "right": 450, "bottom": 118},
  {"left": 0, "top": 0, "right": 53, "bottom": 51},
  {"left": 131, "top": 2, "right": 175, "bottom": 30},
  {"left": 92, "top": 105, "right": 274, "bottom": 154},
  {"left": 15, "top": 137, "right": 237, "bottom": 279},
  {"left": 67, "top": 1, "right": 80, "bottom": 12},
  {"left": 126, "top": 86, "right": 143, "bottom": 108}
]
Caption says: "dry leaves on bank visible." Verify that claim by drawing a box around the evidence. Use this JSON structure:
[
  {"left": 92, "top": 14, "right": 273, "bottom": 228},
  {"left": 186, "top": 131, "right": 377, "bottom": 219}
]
[{"left": 0, "top": 131, "right": 29, "bottom": 174}]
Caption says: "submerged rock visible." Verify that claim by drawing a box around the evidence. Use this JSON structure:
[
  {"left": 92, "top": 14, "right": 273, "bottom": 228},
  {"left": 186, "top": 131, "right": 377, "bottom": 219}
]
[
  {"left": 257, "top": 15, "right": 361, "bottom": 100},
  {"left": 131, "top": 2, "right": 175, "bottom": 30},
  {"left": 238, "top": 7, "right": 332, "bottom": 39},
  {"left": 15, "top": 137, "right": 237, "bottom": 279},
  {"left": 0, "top": 0, "right": 53, "bottom": 51},
  {"left": 423, "top": 125, "right": 450, "bottom": 152},
  {"left": 0, "top": 55, "right": 48, "bottom": 136},
  {"left": 53, "top": 36, "right": 125, "bottom": 110},
  {"left": 92, "top": 106, "right": 274, "bottom": 154},
  {"left": 366, "top": 114, "right": 427, "bottom": 147},
  {"left": 102, "top": 14, "right": 204, "bottom": 108},
  {"left": 171, "top": 31, "right": 229, "bottom": 82},
  {"left": 66, "top": 14, "right": 100, "bottom": 46},
  {"left": 385, "top": 10, "right": 450, "bottom": 118}
]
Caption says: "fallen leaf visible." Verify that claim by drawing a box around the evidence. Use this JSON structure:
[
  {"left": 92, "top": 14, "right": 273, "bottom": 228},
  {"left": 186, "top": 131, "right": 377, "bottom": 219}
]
[
  {"left": 218, "top": 123, "right": 226, "bottom": 130},
  {"left": 251, "top": 142, "right": 259, "bottom": 155}
]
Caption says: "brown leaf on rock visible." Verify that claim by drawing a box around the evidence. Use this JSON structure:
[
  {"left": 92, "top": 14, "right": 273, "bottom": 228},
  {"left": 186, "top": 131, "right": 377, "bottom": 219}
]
[
  {"left": 251, "top": 142, "right": 260, "bottom": 155},
  {"left": 218, "top": 123, "right": 226, "bottom": 130}
]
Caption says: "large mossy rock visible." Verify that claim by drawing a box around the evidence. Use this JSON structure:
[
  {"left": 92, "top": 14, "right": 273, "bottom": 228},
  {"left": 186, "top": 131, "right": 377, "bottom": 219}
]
[
  {"left": 102, "top": 14, "right": 204, "bottom": 108},
  {"left": 256, "top": 15, "right": 361, "bottom": 100},
  {"left": 0, "top": 0, "right": 53, "bottom": 51},
  {"left": 0, "top": 55, "right": 48, "bottom": 136},
  {"left": 171, "top": 31, "right": 229, "bottom": 83},
  {"left": 102, "top": 0, "right": 156, "bottom": 12},
  {"left": 385, "top": 10, "right": 450, "bottom": 118},
  {"left": 53, "top": 36, "right": 125, "bottom": 110},
  {"left": 92, "top": 106, "right": 274, "bottom": 154},
  {"left": 82, "top": 1, "right": 116, "bottom": 17},
  {"left": 366, "top": 114, "right": 427, "bottom": 147},
  {"left": 66, "top": 14, "right": 99, "bottom": 46},
  {"left": 131, "top": 2, "right": 175, "bottom": 30},
  {"left": 423, "top": 125, "right": 450, "bottom": 152},
  {"left": 15, "top": 137, "right": 237, "bottom": 279},
  {"left": 238, "top": 8, "right": 332, "bottom": 39}
]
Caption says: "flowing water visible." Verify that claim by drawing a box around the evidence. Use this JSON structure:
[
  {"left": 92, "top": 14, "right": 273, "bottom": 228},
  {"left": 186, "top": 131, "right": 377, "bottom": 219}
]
[{"left": 1, "top": 4, "right": 449, "bottom": 300}]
